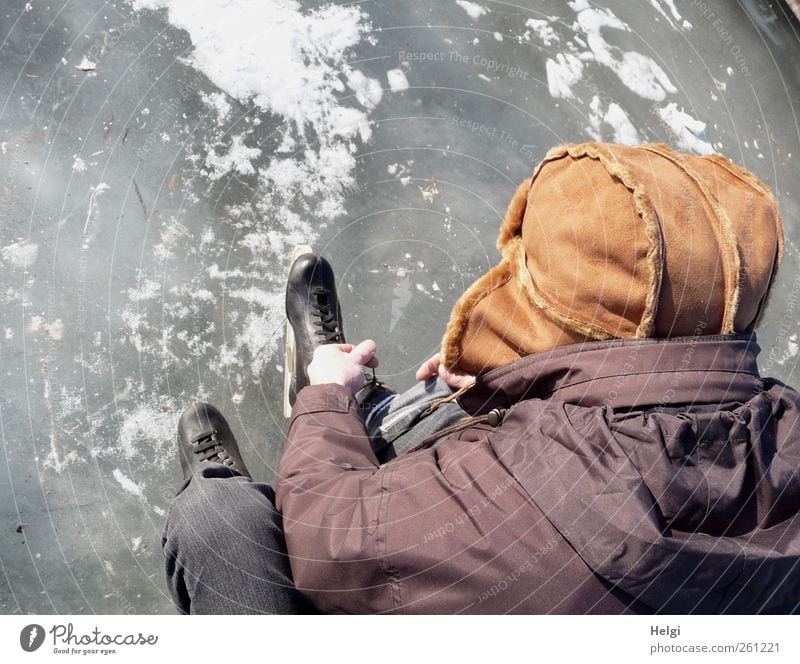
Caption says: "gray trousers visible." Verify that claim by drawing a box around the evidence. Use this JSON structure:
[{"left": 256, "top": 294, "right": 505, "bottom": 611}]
[{"left": 162, "top": 377, "right": 465, "bottom": 614}]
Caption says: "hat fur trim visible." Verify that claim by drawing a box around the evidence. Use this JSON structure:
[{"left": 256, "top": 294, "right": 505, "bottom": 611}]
[{"left": 440, "top": 260, "right": 514, "bottom": 373}]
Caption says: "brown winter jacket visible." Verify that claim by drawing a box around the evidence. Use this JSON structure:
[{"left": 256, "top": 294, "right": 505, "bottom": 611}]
[{"left": 275, "top": 333, "right": 800, "bottom": 614}]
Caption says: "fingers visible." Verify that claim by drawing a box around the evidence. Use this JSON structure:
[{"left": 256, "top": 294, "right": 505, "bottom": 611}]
[
  {"left": 313, "top": 343, "right": 353, "bottom": 358},
  {"left": 349, "top": 339, "right": 377, "bottom": 366},
  {"left": 311, "top": 340, "right": 378, "bottom": 372},
  {"left": 311, "top": 340, "right": 473, "bottom": 393},
  {"left": 438, "top": 364, "right": 456, "bottom": 384},
  {"left": 438, "top": 364, "right": 475, "bottom": 389},
  {"left": 416, "top": 353, "right": 441, "bottom": 380}
]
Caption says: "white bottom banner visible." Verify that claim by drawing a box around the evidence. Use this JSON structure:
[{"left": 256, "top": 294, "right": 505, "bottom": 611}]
[{"left": 0, "top": 615, "right": 797, "bottom": 663}]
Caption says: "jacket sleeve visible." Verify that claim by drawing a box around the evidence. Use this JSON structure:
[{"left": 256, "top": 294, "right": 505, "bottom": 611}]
[{"left": 275, "top": 383, "right": 396, "bottom": 613}]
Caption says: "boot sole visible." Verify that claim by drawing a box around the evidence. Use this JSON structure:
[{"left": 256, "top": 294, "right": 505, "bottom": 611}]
[{"left": 283, "top": 244, "right": 314, "bottom": 418}]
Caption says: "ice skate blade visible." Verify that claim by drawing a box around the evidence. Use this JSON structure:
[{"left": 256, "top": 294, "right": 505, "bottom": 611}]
[
  {"left": 283, "top": 317, "right": 296, "bottom": 418},
  {"left": 291, "top": 244, "right": 313, "bottom": 261},
  {"left": 283, "top": 244, "right": 312, "bottom": 418}
]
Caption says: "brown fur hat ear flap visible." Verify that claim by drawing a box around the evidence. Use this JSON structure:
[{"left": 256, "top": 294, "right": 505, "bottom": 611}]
[{"left": 496, "top": 178, "right": 531, "bottom": 251}]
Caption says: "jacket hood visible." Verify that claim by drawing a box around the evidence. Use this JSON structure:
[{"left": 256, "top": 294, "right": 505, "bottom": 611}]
[
  {"left": 481, "top": 335, "right": 800, "bottom": 613},
  {"left": 441, "top": 142, "right": 783, "bottom": 376}
]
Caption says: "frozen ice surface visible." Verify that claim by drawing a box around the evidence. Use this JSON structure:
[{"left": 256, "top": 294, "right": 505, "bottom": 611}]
[{"left": 0, "top": 0, "right": 799, "bottom": 614}]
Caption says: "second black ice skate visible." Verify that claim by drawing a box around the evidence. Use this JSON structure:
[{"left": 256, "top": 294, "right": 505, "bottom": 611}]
[{"left": 284, "top": 246, "right": 346, "bottom": 417}]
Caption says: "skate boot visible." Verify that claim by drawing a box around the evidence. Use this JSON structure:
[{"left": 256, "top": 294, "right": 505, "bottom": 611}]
[
  {"left": 284, "top": 246, "right": 347, "bottom": 417},
  {"left": 177, "top": 402, "right": 251, "bottom": 480}
]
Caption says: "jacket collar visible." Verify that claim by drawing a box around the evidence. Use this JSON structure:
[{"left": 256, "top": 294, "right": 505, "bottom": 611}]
[{"left": 458, "top": 333, "right": 763, "bottom": 415}]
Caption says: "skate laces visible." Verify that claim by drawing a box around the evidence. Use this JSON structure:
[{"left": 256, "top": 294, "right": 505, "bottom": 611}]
[
  {"left": 190, "top": 429, "right": 235, "bottom": 467},
  {"left": 310, "top": 286, "right": 344, "bottom": 343}
]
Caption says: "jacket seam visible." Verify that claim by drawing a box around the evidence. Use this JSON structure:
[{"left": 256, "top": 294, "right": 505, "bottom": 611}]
[
  {"left": 525, "top": 368, "right": 761, "bottom": 402},
  {"left": 376, "top": 461, "right": 403, "bottom": 613},
  {"left": 472, "top": 333, "right": 755, "bottom": 382}
]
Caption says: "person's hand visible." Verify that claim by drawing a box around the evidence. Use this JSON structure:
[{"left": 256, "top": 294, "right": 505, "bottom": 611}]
[
  {"left": 415, "top": 353, "right": 475, "bottom": 389},
  {"left": 308, "top": 340, "right": 379, "bottom": 394}
]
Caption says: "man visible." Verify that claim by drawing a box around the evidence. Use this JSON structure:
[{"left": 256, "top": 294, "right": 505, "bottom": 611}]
[{"left": 163, "top": 142, "right": 800, "bottom": 614}]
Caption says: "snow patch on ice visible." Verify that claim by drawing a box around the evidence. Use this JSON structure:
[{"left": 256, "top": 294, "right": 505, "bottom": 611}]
[
  {"left": 657, "top": 103, "right": 713, "bottom": 155},
  {"left": 132, "top": 0, "right": 376, "bottom": 142},
  {"left": 587, "top": 96, "right": 639, "bottom": 144},
  {"left": 774, "top": 334, "right": 800, "bottom": 366},
  {"left": 200, "top": 91, "right": 232, "bottom": 122},
  {"left": 524, "top": 18, "right": 560, "bottom": 46},
  {"left": 226, "top": 287, "right": 284, "bottom": 375},
  {"left": 788, "top": 335, "right": 799, "bottom": 359},
  {"left": 387, "top": 68, "right": 409, "bottom": 92},
  {"left": 546, "top": 53, "right": 584, "bottom": 99},
  {"left": 76, "top": 56, "right": 96, "bottom": 72},
  {"left": 130, "top": 0, "right": 378, "bottom": 242},
  {"left": 536, "top": 3, "right": 677, "bottom": 103},
  {"left": 127, "top": 278, "right": 162, "bottom": 303},
  {"left": 30, "top": 316, "right": 65, "bottom": 341},
  {"left": 118, "top": 403, "right": 177, "bottom": 470},
  {"left": 648, "top": 0, "right": 691, "bottom": 30},
  {"left": 348, "top": 69, "right": 383, "bottom": 110},
  {"left": 603, "top": 103, "right": 640, "bottom": 144},
  {"left": 528, "top": 2, "right": 712, "bottom": 151},
  {"left": 112, "top": 468, "right": 145, "bottom": 498},
  {"left": 204, "top": 134, "right": 261, "bottom": 180},
  {"left": 1, "top": 240, "right": 39, "bottom": 269},
  {"left": 107, "top": 0, "right": 383, "bottom": 468},
  {"left": 569, "top": 1, "right": 677, "bottom": 101},
  {"left": 455, "top": 0, "right": 488, "bottom": 20}
]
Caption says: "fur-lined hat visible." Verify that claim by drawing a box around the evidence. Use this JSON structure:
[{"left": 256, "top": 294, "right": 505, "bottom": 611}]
[{"left": 441, "top": 142, "right": 783, "bottom": 375}]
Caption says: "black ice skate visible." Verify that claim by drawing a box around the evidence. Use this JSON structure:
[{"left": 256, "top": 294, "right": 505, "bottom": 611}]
[
  {"left": 283, "top": 246, "right": 346, "bottom": 417},
  {"left": 176, "top": 402, "right": 251, "bottom": 481}
]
